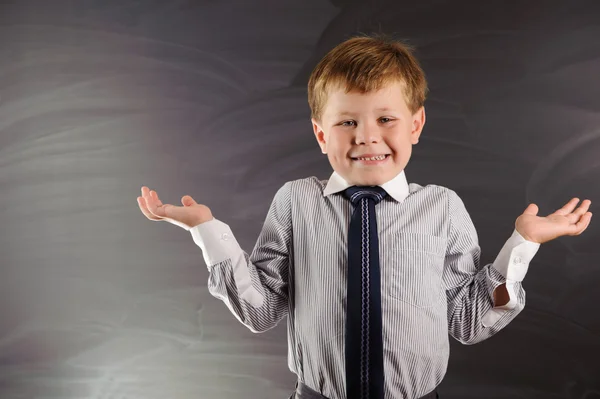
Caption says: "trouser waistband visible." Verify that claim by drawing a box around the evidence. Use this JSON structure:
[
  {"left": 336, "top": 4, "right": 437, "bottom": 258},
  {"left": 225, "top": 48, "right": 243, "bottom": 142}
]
[{"left": 293, "top": 381, "right": 439, "bottom": 399}]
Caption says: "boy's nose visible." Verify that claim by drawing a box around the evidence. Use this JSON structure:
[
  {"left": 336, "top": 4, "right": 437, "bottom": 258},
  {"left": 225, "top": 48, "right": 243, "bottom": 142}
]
[{"left": 354, "top": 129, "right": 382, "bottom": 144}]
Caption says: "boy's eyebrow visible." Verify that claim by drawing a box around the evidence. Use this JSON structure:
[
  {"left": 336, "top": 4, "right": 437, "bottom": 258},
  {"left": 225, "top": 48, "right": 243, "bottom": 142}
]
[{"left": 336, "top": 107, "right": 394, "bottom": 117}]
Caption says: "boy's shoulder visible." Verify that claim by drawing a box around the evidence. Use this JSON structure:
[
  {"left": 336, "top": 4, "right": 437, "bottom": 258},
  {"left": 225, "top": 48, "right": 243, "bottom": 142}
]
[
  {"left": 279, "top": 176, "right": 326, "bottom": 197},
  {"left": 414, "top": 182, "right": 457, "bottom": 197}
]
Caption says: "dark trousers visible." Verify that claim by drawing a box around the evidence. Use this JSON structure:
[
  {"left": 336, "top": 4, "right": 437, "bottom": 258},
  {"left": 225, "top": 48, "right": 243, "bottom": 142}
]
[{"left": 290, "top": 381, "right": 439, "bottom": 399}]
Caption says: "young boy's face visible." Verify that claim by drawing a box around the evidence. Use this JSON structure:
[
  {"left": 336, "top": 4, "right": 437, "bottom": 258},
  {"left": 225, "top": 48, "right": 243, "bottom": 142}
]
[{"left": 312, "top": 80, "right": 425, "bottom": 186}]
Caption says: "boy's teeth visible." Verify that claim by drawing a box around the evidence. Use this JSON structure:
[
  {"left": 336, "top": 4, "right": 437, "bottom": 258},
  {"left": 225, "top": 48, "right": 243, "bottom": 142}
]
[{"left": 358, "top": 155, "right": 386, "bottom": 161}]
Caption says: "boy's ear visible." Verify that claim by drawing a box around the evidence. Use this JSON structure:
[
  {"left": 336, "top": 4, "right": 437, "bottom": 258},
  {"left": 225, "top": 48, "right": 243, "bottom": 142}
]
[
  {"left": 411, "top": 106, "right": 426, "bottom": 144},
  {"left": 312, "top": 118, "right": 328, "bottom": 154}
]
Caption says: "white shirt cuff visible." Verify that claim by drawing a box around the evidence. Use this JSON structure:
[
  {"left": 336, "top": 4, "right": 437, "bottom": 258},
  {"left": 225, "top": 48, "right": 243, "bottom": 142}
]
[
  {"left": 190, "top": 218, "right": 242, "bottom": 267},
  {"left": 492, "top": 228, "right": 540, "bottom": 282}
]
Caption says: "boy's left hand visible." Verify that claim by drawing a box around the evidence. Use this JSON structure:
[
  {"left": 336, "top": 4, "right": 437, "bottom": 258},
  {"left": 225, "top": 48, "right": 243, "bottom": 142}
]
[{"left": 515, "top": 198, "right": 593, "bottom": 244}]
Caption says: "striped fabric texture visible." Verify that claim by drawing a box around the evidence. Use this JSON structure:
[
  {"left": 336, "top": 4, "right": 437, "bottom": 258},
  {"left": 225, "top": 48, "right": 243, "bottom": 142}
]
[{"left": 190, "top": 170, "right": 540, "bottom": 399}]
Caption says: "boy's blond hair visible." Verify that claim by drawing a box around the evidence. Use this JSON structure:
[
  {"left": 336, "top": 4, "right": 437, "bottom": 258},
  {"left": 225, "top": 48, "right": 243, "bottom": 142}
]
[{"left": 307, "top": 33, "right": 428, "bottom": 123}]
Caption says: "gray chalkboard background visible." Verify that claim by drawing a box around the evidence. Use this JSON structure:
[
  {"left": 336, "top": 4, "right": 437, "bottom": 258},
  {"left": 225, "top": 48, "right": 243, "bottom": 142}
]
[{"left": 1, "top": 1, "right": 599, "bottom": 398}]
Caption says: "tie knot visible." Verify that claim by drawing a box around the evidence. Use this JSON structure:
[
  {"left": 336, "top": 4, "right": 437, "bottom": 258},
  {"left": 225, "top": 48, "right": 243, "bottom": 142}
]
[{"left": 343, "top": 186, "right": 388, "bottom": 205}]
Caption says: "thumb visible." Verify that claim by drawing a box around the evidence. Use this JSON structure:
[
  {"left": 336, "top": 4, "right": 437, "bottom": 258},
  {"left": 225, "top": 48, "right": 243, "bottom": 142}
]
[
  {"left": 523, "top": 203, "right": 539, "bottom": 216},
  {"left": 181, "top": 195, "right": 197, "bottom": 206}
]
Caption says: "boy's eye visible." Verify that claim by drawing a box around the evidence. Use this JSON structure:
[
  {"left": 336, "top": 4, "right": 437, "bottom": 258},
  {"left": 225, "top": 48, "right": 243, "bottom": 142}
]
[{"left": 340, "top": 118, "right": 393, "bottom": 126}]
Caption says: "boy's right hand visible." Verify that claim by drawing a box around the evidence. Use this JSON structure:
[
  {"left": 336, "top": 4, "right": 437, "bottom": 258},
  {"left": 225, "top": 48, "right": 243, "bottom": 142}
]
[{"left": 137, "top": 186, "right": 213, "bottom": 230}]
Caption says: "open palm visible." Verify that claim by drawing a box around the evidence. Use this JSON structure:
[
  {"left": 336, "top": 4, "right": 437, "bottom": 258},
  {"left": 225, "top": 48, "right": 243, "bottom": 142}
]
[
  {"left": 137, "top": 186, "right": 213, "bottom": 230},
  {"left": 515, "top": 198, "right": 592, "bottom": 244}
]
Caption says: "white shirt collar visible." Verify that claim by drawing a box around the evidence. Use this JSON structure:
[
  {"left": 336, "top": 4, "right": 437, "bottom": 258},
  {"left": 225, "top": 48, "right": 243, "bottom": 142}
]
[{"left": 322, "top": 169, "right": 410, "bottom": 202}]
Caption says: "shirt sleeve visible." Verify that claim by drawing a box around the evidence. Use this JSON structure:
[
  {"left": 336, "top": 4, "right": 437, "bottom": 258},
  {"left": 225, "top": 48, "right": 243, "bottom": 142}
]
[
  {"left": 189, "top": 182, "right": 293, "bottom": 333},
  {"left": 444, "top": 189, "right": 540, "bottom": 344}
]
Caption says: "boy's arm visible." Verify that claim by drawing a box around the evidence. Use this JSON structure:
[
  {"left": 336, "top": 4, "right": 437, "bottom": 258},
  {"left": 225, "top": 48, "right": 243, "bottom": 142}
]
[
  {"left": 444, "top": 189, "right": 540, "bottom": 345},
  {"left": 189, "top": 182, "right": 293, "bottom": 333}
]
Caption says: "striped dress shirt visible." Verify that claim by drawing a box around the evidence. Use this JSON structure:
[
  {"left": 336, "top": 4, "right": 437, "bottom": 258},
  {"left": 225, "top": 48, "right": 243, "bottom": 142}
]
[{"left": 190, "top": 170, "right": 540, "bottom": 399}]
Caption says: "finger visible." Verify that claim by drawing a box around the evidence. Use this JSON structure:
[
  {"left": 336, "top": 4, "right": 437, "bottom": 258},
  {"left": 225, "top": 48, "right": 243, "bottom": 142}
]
[
  {"left": 141, "top": 187, "right": 155, "bottom": 213},
  {"left": 573, "top": 199, "right": 592, "bottom": 216},
  {"left": 181, "top": 195, "right": 196, "bottom": 206},
  {"left": 141, "top": 186, "right": 155, "bottom": 211},
  {"left": 137, "top": 196, "right": 161, "bottom": 221},
  {"left": 574, "top": 212, "right": 592, "bottom": 235},
  {"left": 149, "top": 190, "right": 168, "bottom": 217},
  {"left": 564, "top": 199, "right": 592, "bottom": 223},
  {"left": 555, "top": 198, "right": 580, "bottom": 216},
  {"left": 142, "top": 188, "right": 166, "bottom": 218},
  {"left": 150, "top": 190, "right": 164, "bottom": 207},
  {"left": 141, "top": 186, "right": 152, "bottom": 204}
]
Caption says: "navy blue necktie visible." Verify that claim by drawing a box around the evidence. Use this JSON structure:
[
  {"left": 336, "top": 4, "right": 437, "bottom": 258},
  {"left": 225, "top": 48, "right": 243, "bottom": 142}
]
[{"left": 343, "top": 185, "right": 387, "bottom": 399}]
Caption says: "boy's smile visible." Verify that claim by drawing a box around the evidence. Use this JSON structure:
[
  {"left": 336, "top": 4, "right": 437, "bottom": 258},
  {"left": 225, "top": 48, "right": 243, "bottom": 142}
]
[{"left": 312, "top": 80, "right": 425, "bottom": 187}]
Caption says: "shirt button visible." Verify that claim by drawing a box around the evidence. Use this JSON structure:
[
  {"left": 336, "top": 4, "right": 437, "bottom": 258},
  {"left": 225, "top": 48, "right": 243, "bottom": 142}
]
[
  {"left": 221, "top": 233, "right": 230, "bottom": 241},
  {"left": 513, "top": 256, "right": 522, "bottom": 265}
]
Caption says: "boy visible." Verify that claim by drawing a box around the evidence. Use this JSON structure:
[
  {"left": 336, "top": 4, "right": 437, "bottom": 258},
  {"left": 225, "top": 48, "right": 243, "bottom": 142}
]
[{"left": 137, "top": 33, "right": 592, "bottom": 399}]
